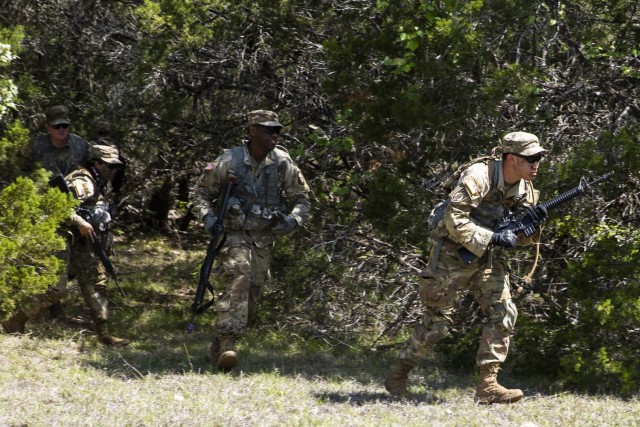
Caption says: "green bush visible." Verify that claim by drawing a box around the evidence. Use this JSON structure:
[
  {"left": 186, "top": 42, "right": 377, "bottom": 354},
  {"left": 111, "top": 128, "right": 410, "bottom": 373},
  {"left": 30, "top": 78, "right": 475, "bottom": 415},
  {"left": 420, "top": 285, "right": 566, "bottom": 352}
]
[{"left": 0, "top": 176, "right": 77, "bottom": 316}]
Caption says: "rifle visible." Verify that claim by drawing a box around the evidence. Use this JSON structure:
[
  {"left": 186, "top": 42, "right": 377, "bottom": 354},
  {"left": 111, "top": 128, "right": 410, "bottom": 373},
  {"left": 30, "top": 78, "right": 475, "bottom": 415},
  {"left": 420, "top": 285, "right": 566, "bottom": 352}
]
[
  {"left": 49, "top": 173, "right": 126, "bottom": 298},
  {"left": 188, "top": 176, "right": 236, "bottom": 335},
  {"left": 76, "top": 207, "right": 127, "bottom": 299},
  {"left": 457, "top": 172, "right": 614, "bottom": 265}
]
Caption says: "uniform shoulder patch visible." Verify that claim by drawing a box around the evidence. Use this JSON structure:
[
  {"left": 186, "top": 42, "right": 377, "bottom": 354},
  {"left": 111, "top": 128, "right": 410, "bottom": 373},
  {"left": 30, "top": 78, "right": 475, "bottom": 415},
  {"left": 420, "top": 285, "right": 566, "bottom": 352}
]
[
  {"left": 69, "top": 176, "right": 94, "bottom": 200},
  {"left": 462, "top": 177, "right": 481, "bottom": 197}
]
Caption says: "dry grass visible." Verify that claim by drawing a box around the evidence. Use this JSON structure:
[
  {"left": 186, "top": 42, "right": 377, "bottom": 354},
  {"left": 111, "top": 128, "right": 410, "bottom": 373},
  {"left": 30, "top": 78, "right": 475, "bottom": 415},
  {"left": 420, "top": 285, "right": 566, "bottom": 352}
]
[
  {"left": 1, "top": 332, "right": 638, "bottom": 427},
  {"left": 1, "top": 234, "right": 639, "bottom": 426}
]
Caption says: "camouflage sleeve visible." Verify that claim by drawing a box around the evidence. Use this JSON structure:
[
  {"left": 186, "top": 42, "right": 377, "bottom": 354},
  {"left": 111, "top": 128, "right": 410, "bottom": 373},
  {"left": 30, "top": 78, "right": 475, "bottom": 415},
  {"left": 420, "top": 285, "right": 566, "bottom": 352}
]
[
  {"left": 193, "top": 152, "right": 230, "bottom": 221},
  {"left": 443, "top": 163, "right": 494, "bottom": 257},
  {"left": 282, "top": 159, "right": 311, "bottom": 226},
  {"left": 67, "top": 173, "right": 98, "bottom": 228}
]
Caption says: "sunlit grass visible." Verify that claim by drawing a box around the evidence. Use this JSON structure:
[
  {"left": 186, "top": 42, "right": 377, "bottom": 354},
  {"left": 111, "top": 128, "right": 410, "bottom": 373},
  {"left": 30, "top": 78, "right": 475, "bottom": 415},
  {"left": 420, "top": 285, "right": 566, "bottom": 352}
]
[{"left": 1, "top": 234, "right": 639, "bottom": 426}]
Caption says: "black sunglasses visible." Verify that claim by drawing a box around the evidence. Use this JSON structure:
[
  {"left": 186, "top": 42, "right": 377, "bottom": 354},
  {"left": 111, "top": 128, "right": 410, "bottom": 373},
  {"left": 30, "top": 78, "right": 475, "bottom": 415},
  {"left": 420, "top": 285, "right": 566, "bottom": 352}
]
[
  {"left": 257, "top": 125, "right": 281, "bottom": 135},
  {"left": 51, "top": 123, "right": 70, "bottom": 130},
  {"left": 103, "top": 162, "right": 123, "bottom": 170},
  {"left": 514, "top": 153, "right": 543, "bottom": 164}
]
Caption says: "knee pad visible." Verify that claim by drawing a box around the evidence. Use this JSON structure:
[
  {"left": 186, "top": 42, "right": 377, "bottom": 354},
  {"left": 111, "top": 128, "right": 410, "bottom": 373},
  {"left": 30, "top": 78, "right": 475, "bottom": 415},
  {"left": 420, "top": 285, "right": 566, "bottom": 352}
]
[
  {"left": 421, "top": 309, "right": 451, "bottom": 344},
  {"left": 489, "top": 299, "right": 518, "bottom": 333}
]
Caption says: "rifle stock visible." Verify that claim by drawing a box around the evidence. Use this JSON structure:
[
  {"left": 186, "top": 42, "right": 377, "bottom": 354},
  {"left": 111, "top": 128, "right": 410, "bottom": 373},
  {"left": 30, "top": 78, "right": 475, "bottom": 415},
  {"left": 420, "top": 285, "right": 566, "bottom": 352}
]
[
  {"left": 457, "top": 172, "right": 613, "bottom": 265},
  {"left": 188, "top": 176, "right": 236, "bottom": 334}
]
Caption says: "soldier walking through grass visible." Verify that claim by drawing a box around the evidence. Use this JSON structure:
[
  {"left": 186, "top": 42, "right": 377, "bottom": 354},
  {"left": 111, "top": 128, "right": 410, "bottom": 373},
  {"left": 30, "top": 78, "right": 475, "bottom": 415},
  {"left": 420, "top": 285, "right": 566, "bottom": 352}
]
[
  {"left": 385, "top": 132, "right": 548, "bottom": 404},
  {"left": 194, "top": 109, "right": 311, "bottom": 372}
]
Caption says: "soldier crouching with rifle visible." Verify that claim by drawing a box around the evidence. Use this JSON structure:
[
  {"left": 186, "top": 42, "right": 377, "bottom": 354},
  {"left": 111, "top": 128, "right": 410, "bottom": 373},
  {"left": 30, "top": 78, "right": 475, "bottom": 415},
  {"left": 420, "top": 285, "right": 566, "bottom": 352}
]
[
  {"left": 3, "top": 145, "right": 130, "bottom": 346},
  {"left": 193, "top": 110, "right": 310, "bottom": 372},
  {"left": 385, "top": 132, "right": 549, "bottom": 404}
]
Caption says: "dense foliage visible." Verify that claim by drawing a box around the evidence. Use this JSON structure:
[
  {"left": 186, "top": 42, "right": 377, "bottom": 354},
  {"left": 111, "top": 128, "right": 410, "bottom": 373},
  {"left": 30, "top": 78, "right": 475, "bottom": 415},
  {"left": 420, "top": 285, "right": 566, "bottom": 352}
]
[{"left": 1, "top": 0, "right": 638, "bottom": 394}]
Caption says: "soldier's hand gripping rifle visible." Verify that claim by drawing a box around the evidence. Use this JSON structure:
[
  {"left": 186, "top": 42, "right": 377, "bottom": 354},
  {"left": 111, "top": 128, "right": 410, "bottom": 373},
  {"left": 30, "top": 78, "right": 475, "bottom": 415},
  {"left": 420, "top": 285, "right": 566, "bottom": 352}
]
[
  {"left": 457, "top": 172, "right": 614, "bottom": 265},
  {"left": 49, "top": 174, "right": 126, "bottom": 298},
  {"left": 187, "top": 176, "right": 236, "bottom": 335},
  {"left": 75, "top": 207, "right": 127, "bottom": 299}
]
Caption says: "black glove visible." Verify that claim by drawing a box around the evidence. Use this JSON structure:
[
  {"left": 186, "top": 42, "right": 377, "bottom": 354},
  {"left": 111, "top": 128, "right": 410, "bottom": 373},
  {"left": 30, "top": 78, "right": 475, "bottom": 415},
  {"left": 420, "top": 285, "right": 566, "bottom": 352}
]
[
  {"left": 203, "top": 214, "right": 220, "bottom": 235},
  {"left": 524, "top": 204, "right": 548, "bottom": 226},
  {"left": 272, "top": 211, "right": 297, "bottom": 235},
  {"left": 491, "top": 230, "right": 518, "bottom": 248}
]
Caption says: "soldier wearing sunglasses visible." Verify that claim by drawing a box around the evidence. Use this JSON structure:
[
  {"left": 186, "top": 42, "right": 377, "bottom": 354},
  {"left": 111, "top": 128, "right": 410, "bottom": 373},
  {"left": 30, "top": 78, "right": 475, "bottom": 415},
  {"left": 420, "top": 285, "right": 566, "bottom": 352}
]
[
  {"left": 12, "top": 105, "right": 92, "bottom": 324},
  {"left": 385, "top": 131, "right": 548, "bottom": 405},
  {"left": 31, "top": 105, "right": 90, "bottom": 177},
  {"left": 3, "top": 145, "right": 129, "bottom": 346},
  {"left": 194, "top": 109, "right": 311, "bottom": 372}
]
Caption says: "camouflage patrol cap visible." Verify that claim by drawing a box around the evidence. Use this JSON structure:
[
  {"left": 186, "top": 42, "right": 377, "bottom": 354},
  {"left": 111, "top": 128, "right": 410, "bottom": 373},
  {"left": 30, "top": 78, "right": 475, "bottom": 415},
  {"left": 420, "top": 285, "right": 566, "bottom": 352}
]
[
  {"left": 247, "top": 109, "right": 282, "bottom": 127},
  {"left": 90, "top": 144, "right": 123, "bottom": 165},
  {"left": 501, "top": 132, "right": 546, "bottom": 156},
  {"left": 45, "top": 105, "right": 71, "bottom": 126}
]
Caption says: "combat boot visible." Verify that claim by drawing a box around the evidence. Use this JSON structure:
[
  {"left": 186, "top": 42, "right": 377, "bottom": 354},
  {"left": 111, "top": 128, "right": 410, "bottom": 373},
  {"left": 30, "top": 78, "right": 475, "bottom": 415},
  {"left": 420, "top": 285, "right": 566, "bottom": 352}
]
[
  {"left": 2, "top": 310, "right": 29, "bottom": 334},
  {"left": 384, "top": 359, "right": 417, "bottom": 397},
  {"left": 217, "top": 335, "right": 238, "bottom": 372},
  {"left": 475, "top": 362, "right": 523, "bottom": 404},
  {"left": 95, "top": 320, "right": 130, "bottom": 347}
]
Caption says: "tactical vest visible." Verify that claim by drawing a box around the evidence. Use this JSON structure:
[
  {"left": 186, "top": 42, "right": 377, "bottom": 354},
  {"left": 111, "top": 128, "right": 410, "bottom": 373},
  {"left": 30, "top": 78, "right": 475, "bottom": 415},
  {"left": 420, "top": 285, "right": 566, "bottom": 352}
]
[
  {"left": 225, "top": 145, "right": 287, "bottom": 231},
  {"left": 65, "top": 167, "right": 113, "bottom": 234},
  {"left": 428, "top": 157, "right": 502, "bottom": 230},
  {"left": 32, "top": 134, "right": 90, "bottom": 176}
]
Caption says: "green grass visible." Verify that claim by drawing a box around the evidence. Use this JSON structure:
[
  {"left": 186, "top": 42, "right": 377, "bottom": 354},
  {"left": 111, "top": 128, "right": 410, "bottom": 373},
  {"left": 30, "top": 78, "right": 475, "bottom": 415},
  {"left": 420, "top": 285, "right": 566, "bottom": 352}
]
[{"left": 1, "top": 234, "right": 639, "bottom": 426}]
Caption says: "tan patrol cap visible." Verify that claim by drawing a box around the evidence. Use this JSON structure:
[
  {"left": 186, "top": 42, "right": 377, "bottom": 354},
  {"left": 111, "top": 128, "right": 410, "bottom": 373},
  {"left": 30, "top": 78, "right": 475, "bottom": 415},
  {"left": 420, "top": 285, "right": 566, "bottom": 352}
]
[
  {"left": 247, "top": 109, "right": 282, "bottom": 127},
  {"left": 90, "top": 144, "right": 123, "bottom": 165},
  {"left": 502, "top": 132, "right": 546, "bottom": 156}
]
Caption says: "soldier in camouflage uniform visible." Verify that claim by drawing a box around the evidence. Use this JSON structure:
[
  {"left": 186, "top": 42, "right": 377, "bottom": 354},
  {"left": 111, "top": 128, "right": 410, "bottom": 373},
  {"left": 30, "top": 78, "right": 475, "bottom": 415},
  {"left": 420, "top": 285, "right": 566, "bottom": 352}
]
[
  {"left": 194, "top": 109, "right": 311, "bottom": 372},
  {"left": 384, "top": 132, "right": 548, "bottom": 404},
  {"left": 63, "top": 145, "right": 129, "bottom": 345},
  {"left": 2, "top": 105, "right": 90, "bottom": 329},
  {"left": 31, "top": 105, "right": 90, "bottom": 177},
  {"left": 3, "top": 145, "right": 129, "bottom": 346}
]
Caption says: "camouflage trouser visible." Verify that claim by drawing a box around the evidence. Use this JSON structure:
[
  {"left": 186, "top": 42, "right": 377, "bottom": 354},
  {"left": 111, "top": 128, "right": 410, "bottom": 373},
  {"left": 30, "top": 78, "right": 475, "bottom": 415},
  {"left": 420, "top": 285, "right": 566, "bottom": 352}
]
[
  {"left": 213, "top": 233, "right": 273, "bottom": 336},
  {"left": 69, "top": 237, "right": 110, "bottom": 322},
  {"left": 21, "top": 232, "right": 110, "bottom": 321},
  {"left": 399, "top": 244, "right": 517, "bottom": 366}
]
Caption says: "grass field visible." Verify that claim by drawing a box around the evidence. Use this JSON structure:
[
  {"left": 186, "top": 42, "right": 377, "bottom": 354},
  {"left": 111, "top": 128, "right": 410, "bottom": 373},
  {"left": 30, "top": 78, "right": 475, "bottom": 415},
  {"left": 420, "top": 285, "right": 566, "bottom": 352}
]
[{"left": 1, "top": 234, "right": 638, "bottom": 426}]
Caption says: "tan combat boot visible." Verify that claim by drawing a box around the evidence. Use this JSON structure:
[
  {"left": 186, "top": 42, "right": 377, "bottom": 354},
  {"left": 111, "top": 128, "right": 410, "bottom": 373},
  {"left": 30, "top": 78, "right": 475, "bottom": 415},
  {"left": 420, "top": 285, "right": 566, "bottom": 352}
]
[
  {"left": 384, "top": 359, "right": 417, "bottom": 397},
  {"left": 95, "top": 321, "right": 130, "bottom": 347},
  {"left": 2, "top": 310, "right": 29, "bottom": 334},
  {"left": 475, "top": 362, "right": 523, "bottom": 404},
  {"left": 217, "top": 335, "right": 238, "bottom": 372}
]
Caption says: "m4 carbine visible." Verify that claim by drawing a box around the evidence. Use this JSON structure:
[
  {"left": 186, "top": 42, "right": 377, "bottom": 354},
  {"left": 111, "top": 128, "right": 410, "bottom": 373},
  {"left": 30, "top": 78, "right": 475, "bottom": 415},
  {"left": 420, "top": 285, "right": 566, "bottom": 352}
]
[
  {"left": 49, "top": 174, "right": 126, "bottom": 298},
  {"left": 188, "top": 176, "right": 236, "bottom": 335},
  {"left": 457, "top": 172, "right": 614, "bottom": 265},
  {"left": 76, "top": 207, "right": 126, "bottom": 298}
]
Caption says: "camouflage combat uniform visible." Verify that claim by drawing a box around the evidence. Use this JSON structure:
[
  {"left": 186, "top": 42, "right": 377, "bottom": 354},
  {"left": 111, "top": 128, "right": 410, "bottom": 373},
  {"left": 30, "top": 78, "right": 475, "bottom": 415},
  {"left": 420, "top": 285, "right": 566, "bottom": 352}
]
[
  {"left": 400, "top": 159, "right": 540, "bottom": 366},
  {"left": 385, "top": 131, "right": 547, "bottom": 404},
  {"left": 194, "top": 142, "right": 311, "bottom": 337},
  {"left": 15, "top": 130, "right": 91, "bottom": 317},
  {"left": 31, "top": 133, "right": 90, "bottom": 177},
  {"left": 64, "top": 166, "right": 116, "bottom": 326}
]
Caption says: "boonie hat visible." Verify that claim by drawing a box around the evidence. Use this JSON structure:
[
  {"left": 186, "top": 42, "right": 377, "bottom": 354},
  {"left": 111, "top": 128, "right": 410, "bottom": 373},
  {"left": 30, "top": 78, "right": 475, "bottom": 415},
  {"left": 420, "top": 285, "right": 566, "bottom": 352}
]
[
  {"left": 90, "top": 144, "right": 123, "bottom": 165},
  {"left": 247, "top": 110, "right": 282, "bottom": 127},
  {"left": 502, "top": 132, "right": 546, "bottom": 156},
  {"left": 45, "top": 105, "right": 71, "bottom": 126}
]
